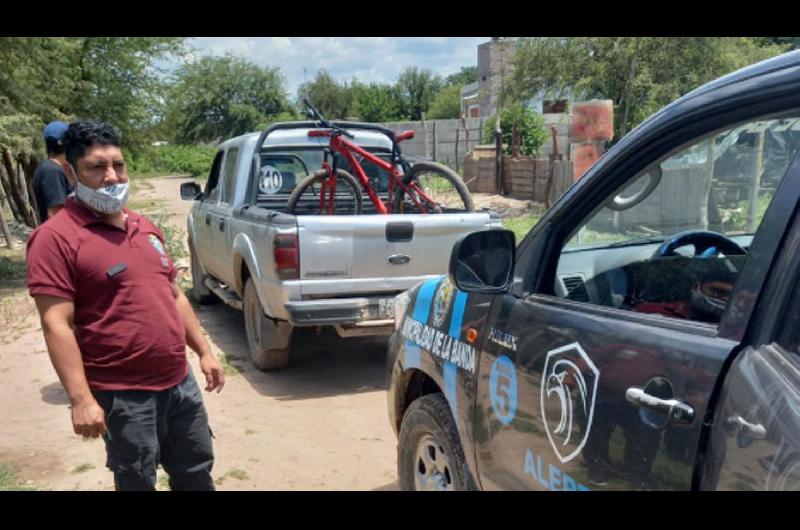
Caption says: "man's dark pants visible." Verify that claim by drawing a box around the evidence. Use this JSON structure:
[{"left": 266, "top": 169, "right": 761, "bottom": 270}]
[{"left": 93, "top": 370, "right": 215, "bottom": 491}]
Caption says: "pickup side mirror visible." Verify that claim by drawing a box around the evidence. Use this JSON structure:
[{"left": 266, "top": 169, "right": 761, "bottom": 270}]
[
  {"left": 449, "top": 229, "right": 515, "bottom": 294},
  {"left": 180, "top": 182, "right": 203, "bottom": 201}
]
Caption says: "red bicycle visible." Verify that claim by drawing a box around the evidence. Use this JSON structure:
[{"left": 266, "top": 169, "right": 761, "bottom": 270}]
[{"left": 286, "top": 99, "right": 474, "bottom": 215}]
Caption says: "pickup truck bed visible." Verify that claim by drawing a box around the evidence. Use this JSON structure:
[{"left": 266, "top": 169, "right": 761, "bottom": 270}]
[{"left": 183, "top": 123, "right": 500, "bottom": 370}]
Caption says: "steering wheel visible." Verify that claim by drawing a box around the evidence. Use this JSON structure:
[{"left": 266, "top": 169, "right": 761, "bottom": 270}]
[{"left": 652, "top": 230, "right": 746, "bottom": 258}]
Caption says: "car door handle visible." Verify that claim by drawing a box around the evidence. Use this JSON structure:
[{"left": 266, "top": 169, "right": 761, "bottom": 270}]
[
  {"left": 724, "top": 415, "right": 767, "bottom": 440},
  {"left": 205, "top": 214, "right": 211, "bottom": 226},
  {"left": 625, "top": 387, "right": 695, "bottom": 425},
  {"left": 218, "top": 218, "right": 225, "bottom": 231}
]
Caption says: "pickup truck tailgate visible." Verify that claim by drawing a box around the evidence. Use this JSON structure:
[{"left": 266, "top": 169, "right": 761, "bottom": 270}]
[{"left": 297, "top": 213, "right": 497, "bottom": 294}]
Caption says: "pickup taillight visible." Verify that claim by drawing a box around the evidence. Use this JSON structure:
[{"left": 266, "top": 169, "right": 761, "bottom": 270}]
[{"left": 274, "top": 233, "right": 299, "bottom": 280}]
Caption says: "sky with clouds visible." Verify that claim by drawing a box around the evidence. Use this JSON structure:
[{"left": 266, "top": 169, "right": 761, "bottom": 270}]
[{"left": 178, "top": 37, "right": 489, "bottom": 99}]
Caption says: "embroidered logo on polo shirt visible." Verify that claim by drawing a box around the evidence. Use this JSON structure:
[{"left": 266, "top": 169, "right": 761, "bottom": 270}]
[{"left": 148, "top": 234, "right": 170, "bottom": 268}]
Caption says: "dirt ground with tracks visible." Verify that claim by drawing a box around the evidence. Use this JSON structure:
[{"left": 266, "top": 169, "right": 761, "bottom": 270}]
[
  {"left": 0, "top": 175, "right": 537, "bottom": 490},
  {"left": 0, "top": 176, "right": 401, "bottom": 491}
]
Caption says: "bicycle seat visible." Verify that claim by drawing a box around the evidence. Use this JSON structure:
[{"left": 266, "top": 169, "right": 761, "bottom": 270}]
[{"left": 397, "top": 130, "right": 415, "bottom": 142}]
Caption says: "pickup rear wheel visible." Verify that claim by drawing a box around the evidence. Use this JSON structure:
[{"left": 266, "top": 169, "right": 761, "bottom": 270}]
[
  {"left": 398, "top": 393, "right": 476, "bottom": 491},
  {"left": 244, "top": 278, "right": 291, "bottom": 370},
  {"left": 286, "top": 168, "right": 363, "bottom": 215},
  {"left": 190, "top": 243, "right": 215, "bottom": 304},
  {"left": 392, "top": 162, "right": 474, "bottom": 213}
]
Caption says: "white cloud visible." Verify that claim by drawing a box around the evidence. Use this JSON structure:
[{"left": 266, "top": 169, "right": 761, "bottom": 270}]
[{"left": 183, "top": 37, "right": 489, "bottom": 98}]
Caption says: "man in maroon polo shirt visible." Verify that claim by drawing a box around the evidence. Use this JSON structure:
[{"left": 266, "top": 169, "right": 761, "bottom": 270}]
[{"left": 26, "top": 121, "right": 225, "bottom": 491}]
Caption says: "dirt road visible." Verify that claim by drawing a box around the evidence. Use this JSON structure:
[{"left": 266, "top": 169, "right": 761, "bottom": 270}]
[{"left": 0, "top": 176, "right": 399, "bottom": 490}]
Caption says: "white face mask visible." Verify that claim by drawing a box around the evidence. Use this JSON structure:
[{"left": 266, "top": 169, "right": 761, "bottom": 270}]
[{"left": 75, "top": 181, "right": 130, "bottom": 214}]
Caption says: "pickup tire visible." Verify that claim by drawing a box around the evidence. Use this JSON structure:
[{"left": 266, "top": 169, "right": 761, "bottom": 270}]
[
  {"left": 286, "top": 168, "right": 363, "bottom": 215},
  {"left": 397, "top": 393, "right": 476, "bottom": 491},
  {"left": 190, "top": 244, "right": 215, "bottom": 304},
  {"left": 244, "top": 278, "right": 291, "bottom": 370}
]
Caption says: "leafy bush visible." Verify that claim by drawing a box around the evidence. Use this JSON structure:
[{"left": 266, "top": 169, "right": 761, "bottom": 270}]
[
  {"left": 0, "top": 463, "right": 35, "bottom": 491},
  {"left": 719, "top": 192, "right": 773, "bottom": 232},
  {"left": 0, "top": 250, "right": 26, "bottom": 282},
  {"left": 150, "top": 211, "right": 188, "bottom": 260},
  {"left": 482, "top": 105, "right": 548, "bottom": 157},
  {"left": 502, "top": 214, "right": 541, "bottom": 241},
  {"left": 126, "top": 144, "right": 217, "bottom": 178}
]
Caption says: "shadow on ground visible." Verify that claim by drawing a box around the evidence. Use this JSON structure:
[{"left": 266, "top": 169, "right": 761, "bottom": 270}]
[
  {"left": 372, "top": 480, "right": 399, "bottom": 491},
  {"left": 194, "top": 301, "right": 391, "bottom": 402},
  {"left": 40, "top": 382, "right": 70, "bottom": 406}
]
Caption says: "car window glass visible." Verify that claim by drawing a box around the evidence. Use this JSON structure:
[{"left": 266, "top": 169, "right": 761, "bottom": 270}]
[
  {"left": 256, "top": 147, "right": 391, "bottom": 201},
  {"left": 220, "top": 147, "right": 240, "bottom": 204},
  {"left": 205, "top": 151, "right": 224, "bottom": 203},
  {"left": 552, "top": 115, "right": 800, "bottom": 326},
  {"left": 333, "top": 152, "right": 392, "bottom": 192}
]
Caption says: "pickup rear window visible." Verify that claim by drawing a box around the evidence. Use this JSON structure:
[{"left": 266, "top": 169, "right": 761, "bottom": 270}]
[{"left": 258, "top": 147, "right": 392, "bottom": 203}]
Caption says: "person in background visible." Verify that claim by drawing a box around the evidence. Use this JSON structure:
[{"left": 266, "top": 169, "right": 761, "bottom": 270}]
[{"left": 33, "top": 121, "right": 73, "bottom": 223}]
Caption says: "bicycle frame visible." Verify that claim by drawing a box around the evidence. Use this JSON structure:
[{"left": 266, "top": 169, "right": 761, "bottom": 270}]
[{"left": 309, "top": 130, "right": 438, "bottom": 214}]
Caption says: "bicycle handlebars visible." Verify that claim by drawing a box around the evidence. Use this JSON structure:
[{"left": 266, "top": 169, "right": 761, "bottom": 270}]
[
  {"left": 302, "top": 98, "right": 411, "bottom": 144},
  {"left": 303, "top": 98, "right": 355, "bottom": 139}
]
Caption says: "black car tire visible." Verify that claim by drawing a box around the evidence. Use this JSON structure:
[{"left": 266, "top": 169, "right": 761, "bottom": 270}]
[
  {"left": 244, "top": 278, "right": 291, "bottom": 370},
  {"left": 397, "top": 393, "right": 477, "bottom": 491},
  {"left": 286, "top": 168, "right": 363, "bottom": 215},
  {"left": 190, "top": 243, "right": 215, "bottom": 305}
]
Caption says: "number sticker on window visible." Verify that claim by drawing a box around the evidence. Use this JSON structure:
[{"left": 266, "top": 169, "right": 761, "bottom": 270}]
[{"left": 259, "top": 165, "right": 283, "bottom": 195}]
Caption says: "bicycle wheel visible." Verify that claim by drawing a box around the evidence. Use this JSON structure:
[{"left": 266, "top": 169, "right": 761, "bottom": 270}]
[
  {"left": 286, "top": 168, "right": 363, "bottom": 215},
  {"left": 392, "top": 161, "right": 474, "bottom": 213}
]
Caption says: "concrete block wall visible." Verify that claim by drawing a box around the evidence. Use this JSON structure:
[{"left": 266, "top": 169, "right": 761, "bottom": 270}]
[
  {"left": 380, "top": 118, "right": 486, "bottom": 167},
  {"left": 541, "top": 113, "right": 571, "bottom": 159},
  {"left": 373, "top": 110, "right": 576, "bottom": 170}
]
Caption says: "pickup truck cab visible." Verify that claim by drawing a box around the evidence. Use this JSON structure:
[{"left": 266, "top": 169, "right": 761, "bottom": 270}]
[
  {"left": 387, "top": 50, "right": 800, "bottom": 490},
  {"left": 181, "top": 121, "right": 500, "bottom": 370}
]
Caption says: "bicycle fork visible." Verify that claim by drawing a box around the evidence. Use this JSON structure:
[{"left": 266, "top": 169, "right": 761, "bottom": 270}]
[{"left": 320, "top": 161, "right": 337, "bottom": 214}]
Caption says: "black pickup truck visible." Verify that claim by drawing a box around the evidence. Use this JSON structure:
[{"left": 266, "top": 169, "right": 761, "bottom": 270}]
[{"left": 386, "top": 50, "right": 800, "bottom": 491}]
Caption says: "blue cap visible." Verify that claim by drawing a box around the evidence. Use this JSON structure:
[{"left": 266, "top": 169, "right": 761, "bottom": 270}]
[{"left": 43, "top": 121, "right": 68, "bottom": 145}]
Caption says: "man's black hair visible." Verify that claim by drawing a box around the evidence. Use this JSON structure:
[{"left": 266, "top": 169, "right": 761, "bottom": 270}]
[
  {"left": 45, "top": 140, "right": 65, "bottom": 157},
  {"left": 63, "top": 121, "right": 121, "bottom": 170}
]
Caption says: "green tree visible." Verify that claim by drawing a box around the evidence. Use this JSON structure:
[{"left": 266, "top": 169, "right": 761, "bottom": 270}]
[
  {"left": 0, "top": 37, "right": 187, "bottom": 227},
  {"left": 508, "top": 37, "right": 790, "bottom": 140},
  {"left": 165, "top": 55, "right": 290, "bottom": 144},
  {"left": 0, "top": 38, "right": 78, "bottom": 156},
  {"left": 69, "top": 37, "right": 188, "bottom": 151},
  {"left": 445, "top": 66, "right": 477, "bottom": 87},
  {"left": 257, "top": 109, "right": 302, "bottom": 129},
  {"left": 297, "top": 70, "right": 353, "bottom": 120},
  {"left": 756, "top": 37, "right": 800, "bottom": 49},
  {"left": 482, "top": 104, "right": 548, "bottom": 157},
  {"left": 427, "top": 84, "right": 462, "bottom": 119},
  {"left": 396, "top": 67, "right": 443, "bottom": 120},
  {"left": 0, "top": 38, "right": 84, "bottom": 227},
  {"left": 350, "top": 82, "right": 404, "bottom": 122}
]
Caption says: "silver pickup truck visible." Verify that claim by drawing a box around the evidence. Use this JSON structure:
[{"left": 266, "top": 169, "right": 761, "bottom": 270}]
[{"left": 180, "top": 121, "right": 501, "bottom": 371}]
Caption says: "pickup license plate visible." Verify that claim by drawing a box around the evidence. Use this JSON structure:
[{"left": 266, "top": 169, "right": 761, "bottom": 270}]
[{"left": 376, "top": 298, "right": 394, "bottom": 320}]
